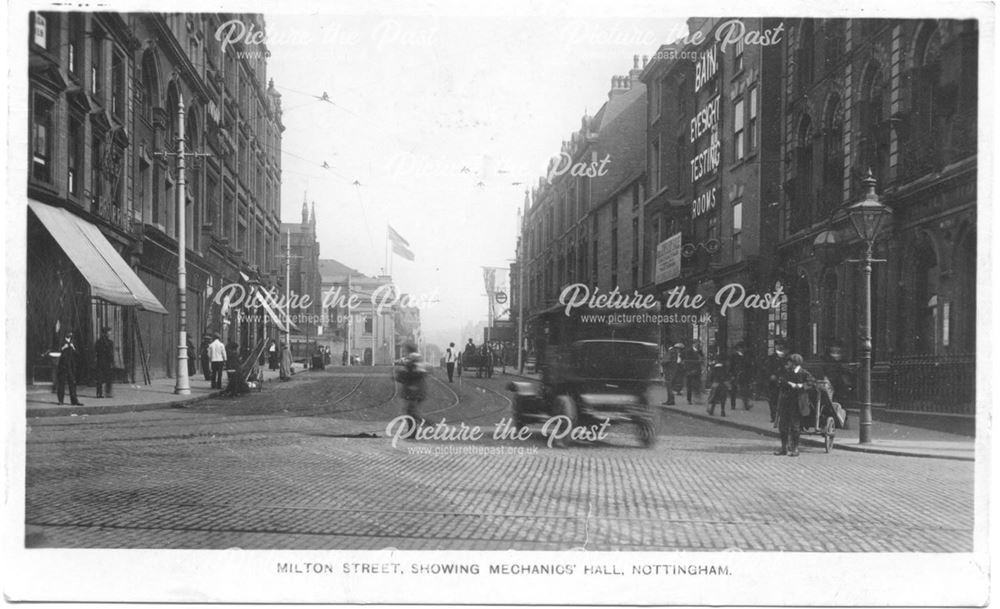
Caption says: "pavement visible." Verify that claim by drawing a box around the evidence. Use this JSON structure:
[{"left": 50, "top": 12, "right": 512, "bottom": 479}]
[
  {"left": 24, "top": 364, "right": 316, "bottom": 417},
  {"left": 505, "top": 370, "right": 976, "bottom": 461}
]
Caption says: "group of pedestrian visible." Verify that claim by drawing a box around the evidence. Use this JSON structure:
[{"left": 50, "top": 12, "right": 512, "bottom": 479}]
[{"left": 660, "top": 338, "right": 850, "bottom": 457}]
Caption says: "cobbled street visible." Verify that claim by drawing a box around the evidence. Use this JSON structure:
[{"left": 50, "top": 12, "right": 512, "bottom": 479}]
[{"left": 25, "top": 369, "right": 974, "bottom": 551}]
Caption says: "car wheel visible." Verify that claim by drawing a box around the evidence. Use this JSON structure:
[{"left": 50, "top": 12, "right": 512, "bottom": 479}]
[
  {"left": 638, "top": 418, "right": 657, "bottom": 448},
  {"left": 553, "top": 395, "right": 576, "bottom": 448}
]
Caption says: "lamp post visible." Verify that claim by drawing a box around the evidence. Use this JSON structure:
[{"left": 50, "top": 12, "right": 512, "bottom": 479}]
[
  {"left": 154, "top": 91, "right": 211, "bottom": 394},
  {"left": 845, "top": 170, "right": 892, "bottom": 444}
]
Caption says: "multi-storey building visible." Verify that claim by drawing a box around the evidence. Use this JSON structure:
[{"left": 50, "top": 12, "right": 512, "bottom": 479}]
[
  {"left": 519, "top": 57, "right": 647, "bottom": 357},
  {"left": 27, "top": 12, "right": 284, "bottom": 382},
  {"left": 640, "top": 18, "right": 784, "bottom": 361},
  {"left": 318, "top": 259, "right": 397, "bottom": 366},
  {"left": 776, "top": 18, "right": 977, "bottom": 416},
  {"left": 281, "top": 197, "right": 321, "bottom": 359}
]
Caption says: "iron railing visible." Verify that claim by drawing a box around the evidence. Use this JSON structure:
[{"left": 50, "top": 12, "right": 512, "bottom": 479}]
[{"left": 887, "top": 353, "right": 975, "bottom": 415}]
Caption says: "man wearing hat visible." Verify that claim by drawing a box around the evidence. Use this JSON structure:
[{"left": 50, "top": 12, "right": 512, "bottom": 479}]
[
  {"left": 661, "top": 342, "right": 684, "bottom": 405},
  {"left": 94, "top": 326, "right": 115, "bottom": 398},
  {"left": 764, "top": 340, "right": 789, "bottom": 423},
  {"left": 775, "top": 353, "right": 813, "bottom": 457}
]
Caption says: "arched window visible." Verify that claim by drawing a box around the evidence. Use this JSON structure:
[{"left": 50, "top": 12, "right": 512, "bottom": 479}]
[
  {"left": 140, "top": 50, "right": 158, "bottom": 123},
  {"left": 858, "top": 66, "right": 889, "bottom": 193},
  {"left": 792, "top": 114, "right": 814, "bottom": 231},
  {"left": 165, "top": 83, "right": 179, "bottom": 150},
  {"left": 822, "top": 95, "right": 843, "bottom": 213},
  {"left": 913, "top": 23, "right": 944, "bottom": 134}
]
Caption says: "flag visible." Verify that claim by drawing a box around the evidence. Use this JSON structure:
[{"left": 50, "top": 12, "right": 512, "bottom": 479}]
[
  {"left": 392, "top": 241, "right": 415, "bottom": 261},
  {"left": 387, "top": 225, "right": 410, "bottom": 247}
]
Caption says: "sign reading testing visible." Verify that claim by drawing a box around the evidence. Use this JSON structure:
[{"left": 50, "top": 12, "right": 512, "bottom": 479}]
[{"left": 655, "top": 233, "right": 683, "bottom": 284}]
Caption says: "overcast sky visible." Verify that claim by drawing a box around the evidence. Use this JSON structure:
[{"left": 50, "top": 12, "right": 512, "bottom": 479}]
[{"left": 263, "top": 7, "right": 689, "bottom": 346}]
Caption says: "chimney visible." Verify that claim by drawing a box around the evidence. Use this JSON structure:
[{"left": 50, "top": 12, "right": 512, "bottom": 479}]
[
  {"left": 609, "top": 75, "right": 629, "bottom": 100},
  {"left": 629, "top": 54, "right": 644, "bottom": 84}
]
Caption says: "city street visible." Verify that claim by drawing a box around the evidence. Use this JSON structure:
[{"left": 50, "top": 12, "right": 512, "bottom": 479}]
[{"left": 25, "top": 368, "right": 973, "bottom": 552}]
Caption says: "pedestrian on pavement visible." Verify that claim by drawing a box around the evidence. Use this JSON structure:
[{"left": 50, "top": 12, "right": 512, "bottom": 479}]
[
  {"left": 775, "top": 353, "right": 813, "bottom": 457},
  {"left": 444, "top": 342, "right": 458, "bottom": 382},
  {"left": 186, "top": 336, "right": 197, "bottom": 378},
  {"left": 728, "top": 341, "right": 752, "bottom": 411},
  {"left": 661, "top": 343, "right": 683, "bottom": 405},
  {"left": 342, "top": 349, "right": 349, "bottom": 366},
  {"left": 268, "top": 340, "right": 279, "bottom": 370},
  {"left": 56, "top": 330, "right": 83, "bottom": 406},
  {"left": 279, "top": 341, "right": 293, "bottom": 381},
  {"left": 208, "top": 334, "right": 227, "bottom": 389},
  {"left": 394, "top": 341, "right": 428, "bottom": 430},
  {"left": 706, "top": 361, "right": 730, "bottom": 416},
  {"left": 683, "top": 341, "right": 705, "bottom": 403},
  {"left": 200, "top": 335, "right": 212, "bottom": 381},
  {"left": 94, "top": 326, "right": 114, "bottom": 399},
  {"left": 765, "top": 340, "right": 789, "bottom": 423}
]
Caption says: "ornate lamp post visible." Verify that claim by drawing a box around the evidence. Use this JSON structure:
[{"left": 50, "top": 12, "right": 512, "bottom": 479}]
[{"left": 845, "top": 170, "right": 892, "bottom": 444}]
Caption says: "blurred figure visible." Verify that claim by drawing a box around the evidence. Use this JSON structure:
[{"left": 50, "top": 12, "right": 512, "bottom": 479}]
[
  {"left": 395, "top": 341, "right": 428, "bottom": 429},
  {"left": 444, "top": 342, "right": 457, "bottom": 382},
  {"left": 279, "top": 342, "right": 293, "bottom": 381}
]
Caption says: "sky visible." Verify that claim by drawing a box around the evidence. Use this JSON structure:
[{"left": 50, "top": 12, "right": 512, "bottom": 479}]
[{"left": 263, "top": 7, "right": 689, "bottom": 348}]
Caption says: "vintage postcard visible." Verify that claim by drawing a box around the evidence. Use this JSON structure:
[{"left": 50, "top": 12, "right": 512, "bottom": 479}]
[{"left": 3, "top": 0, "right": 993, "bottom": 605}]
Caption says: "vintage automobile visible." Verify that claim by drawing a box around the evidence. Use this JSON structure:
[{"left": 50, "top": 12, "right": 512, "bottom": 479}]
[{"left": 508, "top": 306, "right": 666, "bottom": 447}]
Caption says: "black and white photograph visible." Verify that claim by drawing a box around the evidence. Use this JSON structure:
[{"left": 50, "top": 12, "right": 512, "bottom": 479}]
[{"left": 3, "top": 0, "right": 993, "bottom": 605}]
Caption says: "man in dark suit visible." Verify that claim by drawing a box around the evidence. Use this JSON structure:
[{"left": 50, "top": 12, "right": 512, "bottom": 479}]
[
  {"left": 775, "top": 353, "right": 813, "bottom": 457},
  {"left": 56, "top": 331, "right": 83, "bottom": 406},
  {"left": 728, "top": 341, "right": 752, "bottom": 411},
  {"left": 764, "top": 340, "right": 789, "bottom": 423},
  {"left": 94, "top": 326, "right": 114, "bottom": 398}
]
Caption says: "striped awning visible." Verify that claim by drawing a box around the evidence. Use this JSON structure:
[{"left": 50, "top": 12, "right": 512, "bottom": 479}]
[{"left": 28, "top": 199, "right": 168, "bottom": 314}]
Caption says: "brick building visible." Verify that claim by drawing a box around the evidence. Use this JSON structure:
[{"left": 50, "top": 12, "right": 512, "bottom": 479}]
[
  {"left": 519, "top": 57, "right": 648, "bottom": 356},
  {"left": 27, "top": 12, "right": 285, "bottom": 383}
]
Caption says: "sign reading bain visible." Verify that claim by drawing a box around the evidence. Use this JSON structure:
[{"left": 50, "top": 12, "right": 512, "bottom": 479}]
[{"left": 690, "top": 42, "right": 721, "bottom": 218}]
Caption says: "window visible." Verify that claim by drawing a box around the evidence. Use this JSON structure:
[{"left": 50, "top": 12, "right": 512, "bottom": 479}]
[
  {"left": 650, "top": 138, "right": 660, "bottom": 192},
  {"left": 91, "top": 135, "right": 104, "bottom": 206},
  {"left": 364, "top": 317, "right": 373, "bottom": 335},
  {"left": 797, "top": 20, "right": 815, "bottom": 94},
  {"left": 708, "top": 213, "right": 720, "bottom": 244},
  {"left": 748, "top": 85, "right": 759, "bottom": 151},
  {"left": 31, "top": 94, "right": 53, "bottom": 183},
  {"left": 822, "top": 95, "right": 843, "bottom": 212},
  {"left": 68, "top": 14, "right": 84, "bottom": 77},
  {"left": 733, "top": 98, "right": 745, "bottom": 160},
  {"left": 91, "top": 28, "right": 103, "bottom": 98},
  {"left": 67, "top": 116, "right": 83, "bottom": 196},
  {"left": 732, "top": 201, "right": 743, "bottom": 262},
  {"left": 793, "top": 114, "right": 814, "bottom": 230},
  {"left": 112, "top": 52, "right": 125, "bottom": 118},
  {"left": 651, "top": 77, "right": 661, "bottom": 118},
  {"left": 734, "top": 37, "right": 745, "bottom": 73},
  {"left": 675, "top": 134, "right": 686, "bottom": 194}
]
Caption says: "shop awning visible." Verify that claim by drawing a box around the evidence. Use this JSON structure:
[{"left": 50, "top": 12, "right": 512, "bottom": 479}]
[{"left": 28, "top": 200, "right": 168, "bottom": 314}]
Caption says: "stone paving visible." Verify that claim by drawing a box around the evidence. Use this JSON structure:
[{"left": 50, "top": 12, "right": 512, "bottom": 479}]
[{"left": 23, "top": 369, "right": 976, "bottom": 551}]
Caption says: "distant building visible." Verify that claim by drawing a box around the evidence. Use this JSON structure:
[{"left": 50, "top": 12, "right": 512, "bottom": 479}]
[
  {"left": 280, "top": 196, "right": 321, "bottom": 360},
  {"left": 318, "top": 259, "right": 396, "bottom": 365}
]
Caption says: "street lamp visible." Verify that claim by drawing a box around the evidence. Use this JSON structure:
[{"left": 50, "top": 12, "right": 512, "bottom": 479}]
[{"left": 845, "top": 170, "right": 892, "bottom": 444}]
